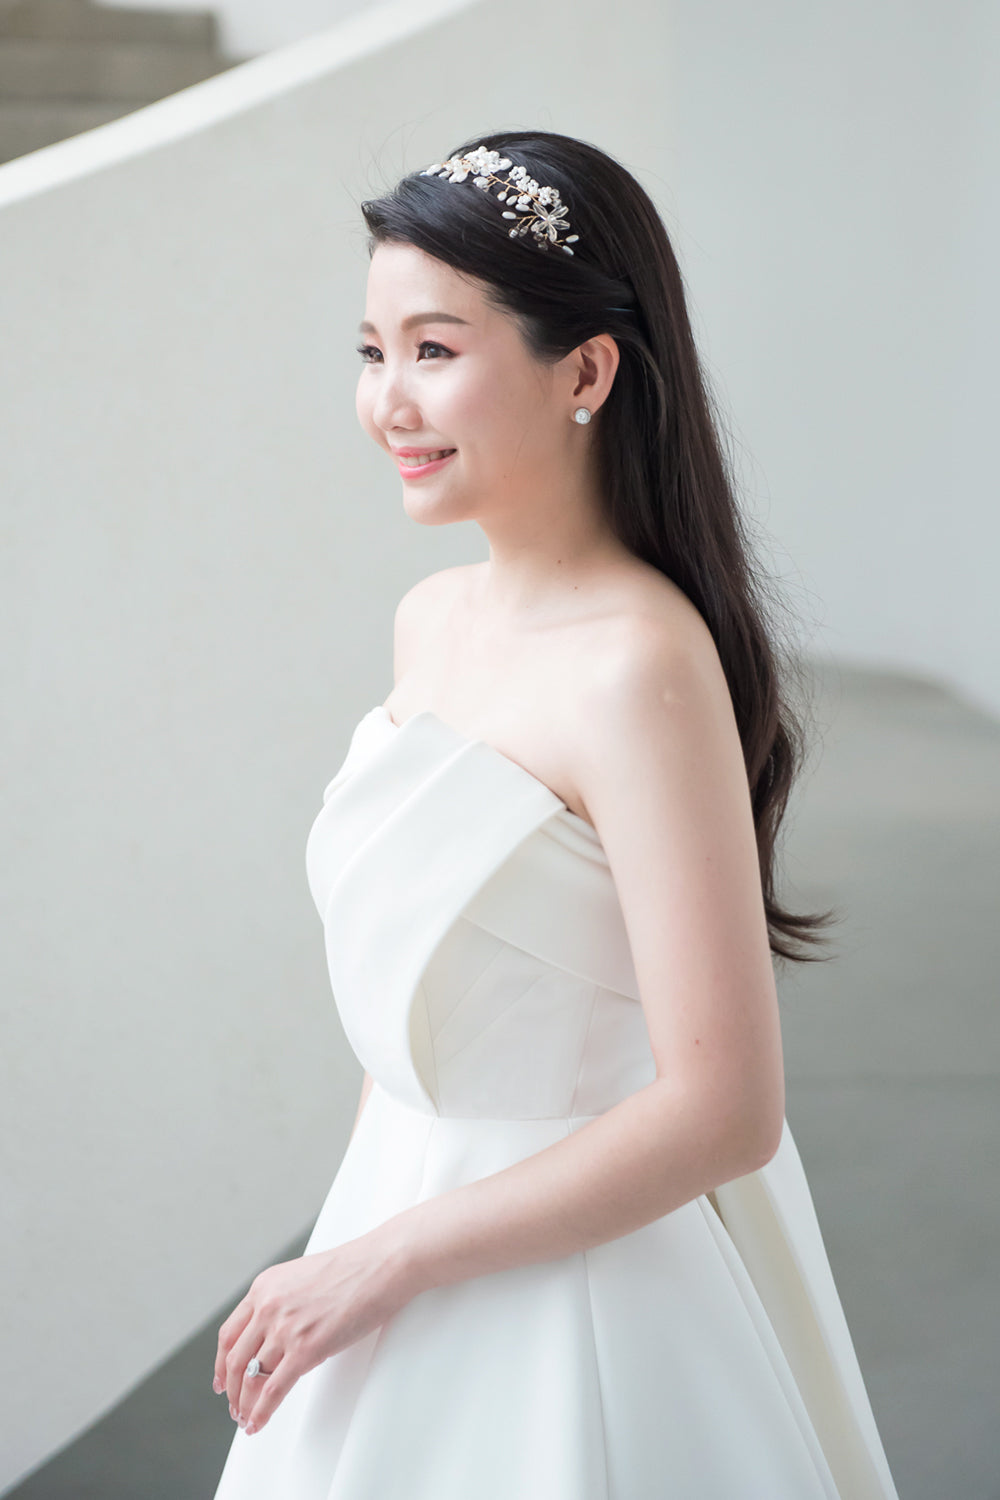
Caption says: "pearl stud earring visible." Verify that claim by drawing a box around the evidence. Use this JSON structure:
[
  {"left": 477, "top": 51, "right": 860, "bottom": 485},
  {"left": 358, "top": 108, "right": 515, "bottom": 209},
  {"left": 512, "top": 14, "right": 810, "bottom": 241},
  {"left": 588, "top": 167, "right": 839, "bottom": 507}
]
[{"left": 573, "top": 407, "right": 591, "bottom": 424}]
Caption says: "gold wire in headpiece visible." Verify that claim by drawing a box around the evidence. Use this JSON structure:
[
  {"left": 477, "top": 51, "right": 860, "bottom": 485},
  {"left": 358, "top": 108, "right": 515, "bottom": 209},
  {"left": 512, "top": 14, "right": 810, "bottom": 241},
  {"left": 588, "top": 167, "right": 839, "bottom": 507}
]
[{"left": 419, "top": 147, "right": 580, "bottom": 255}]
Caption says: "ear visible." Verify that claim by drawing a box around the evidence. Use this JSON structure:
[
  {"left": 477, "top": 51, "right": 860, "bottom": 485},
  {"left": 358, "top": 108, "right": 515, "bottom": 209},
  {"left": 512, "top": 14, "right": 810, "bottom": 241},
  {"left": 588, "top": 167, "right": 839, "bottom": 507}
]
[{"left": 569, "top": 333, "right": 620, "bottom": 413}]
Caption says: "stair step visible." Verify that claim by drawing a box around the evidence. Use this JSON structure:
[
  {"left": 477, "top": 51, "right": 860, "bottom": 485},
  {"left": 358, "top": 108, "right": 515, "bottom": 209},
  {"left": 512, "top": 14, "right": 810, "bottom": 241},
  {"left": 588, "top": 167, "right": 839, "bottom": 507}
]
[
  {"left": 0, "top": 0, "right": 218, "bottom": 49},
  {"left": 0, "top": 96, "right": 142, "bottom": 162},
  {"left": 0, "top": 36, "right": 233, "bottom": 101}
]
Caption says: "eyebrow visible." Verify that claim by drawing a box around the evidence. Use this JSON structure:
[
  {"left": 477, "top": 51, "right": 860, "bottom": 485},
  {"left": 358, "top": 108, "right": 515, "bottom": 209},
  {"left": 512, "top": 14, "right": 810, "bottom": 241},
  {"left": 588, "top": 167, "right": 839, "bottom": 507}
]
[{"left": 357, "top": 311, "right": 472, "bottom": 334}]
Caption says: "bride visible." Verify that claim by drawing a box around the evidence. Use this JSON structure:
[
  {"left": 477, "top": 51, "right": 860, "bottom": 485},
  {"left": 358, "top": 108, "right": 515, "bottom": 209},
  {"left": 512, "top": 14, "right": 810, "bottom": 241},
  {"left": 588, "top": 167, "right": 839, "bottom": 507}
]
[{"left": 210, "top": 130, "right": 899, "bottom": 1499}]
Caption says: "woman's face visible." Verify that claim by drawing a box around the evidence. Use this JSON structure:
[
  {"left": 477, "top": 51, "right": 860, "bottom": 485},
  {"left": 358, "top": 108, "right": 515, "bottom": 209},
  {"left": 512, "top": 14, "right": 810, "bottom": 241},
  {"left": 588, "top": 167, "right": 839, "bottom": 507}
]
[{"left": 356, "top": 242, "right": 576, "bottom": 528}]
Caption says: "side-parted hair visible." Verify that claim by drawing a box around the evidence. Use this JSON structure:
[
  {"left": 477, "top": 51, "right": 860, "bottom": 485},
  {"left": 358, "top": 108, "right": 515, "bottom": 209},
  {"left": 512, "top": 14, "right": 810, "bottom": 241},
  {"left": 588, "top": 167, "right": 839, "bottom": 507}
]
[{"left": 360, "top": 129, "right": 839, "bottom": 965}]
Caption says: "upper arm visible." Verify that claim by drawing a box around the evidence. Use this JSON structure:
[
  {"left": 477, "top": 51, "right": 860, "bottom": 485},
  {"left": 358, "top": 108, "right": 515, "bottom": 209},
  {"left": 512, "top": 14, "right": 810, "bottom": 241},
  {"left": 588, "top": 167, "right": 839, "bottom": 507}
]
[{"left": 572, "top": 614, "right": 785, "bottom": 1169}]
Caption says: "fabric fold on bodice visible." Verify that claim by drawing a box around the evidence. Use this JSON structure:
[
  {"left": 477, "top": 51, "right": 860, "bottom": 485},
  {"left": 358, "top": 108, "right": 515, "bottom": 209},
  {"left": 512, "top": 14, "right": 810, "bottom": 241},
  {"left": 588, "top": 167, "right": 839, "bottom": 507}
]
[
  {"left": 305, "top": 706, "right": 656, "bottom": 1120},
  {"left": 303, "top": 704, "right": 898, "bottom": 1500}
]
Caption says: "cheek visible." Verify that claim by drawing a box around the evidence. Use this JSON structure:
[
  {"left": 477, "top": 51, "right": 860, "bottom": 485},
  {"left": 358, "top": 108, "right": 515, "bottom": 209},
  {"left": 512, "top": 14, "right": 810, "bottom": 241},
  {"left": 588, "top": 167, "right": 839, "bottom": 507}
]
[{"left": 446, "top": 369, "right": 525, "bottom": 443}]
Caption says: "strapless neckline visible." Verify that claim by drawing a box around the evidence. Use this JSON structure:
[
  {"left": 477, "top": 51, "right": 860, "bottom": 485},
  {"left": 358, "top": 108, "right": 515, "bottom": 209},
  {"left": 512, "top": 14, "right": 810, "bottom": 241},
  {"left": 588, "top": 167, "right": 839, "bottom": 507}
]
[{"left": 371, "top": 703, "right": 602, "bottom": 843}]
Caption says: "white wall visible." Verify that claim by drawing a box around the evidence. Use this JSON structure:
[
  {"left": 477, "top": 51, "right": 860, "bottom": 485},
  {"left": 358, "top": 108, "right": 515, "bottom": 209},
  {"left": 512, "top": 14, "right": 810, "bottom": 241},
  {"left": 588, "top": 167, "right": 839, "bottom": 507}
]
[
  {"left": 667, "top": 0, "right": 1000, "bottom": 718},
  {"left": 0, "top": 0, "right": 677, "bottom": 1489}
]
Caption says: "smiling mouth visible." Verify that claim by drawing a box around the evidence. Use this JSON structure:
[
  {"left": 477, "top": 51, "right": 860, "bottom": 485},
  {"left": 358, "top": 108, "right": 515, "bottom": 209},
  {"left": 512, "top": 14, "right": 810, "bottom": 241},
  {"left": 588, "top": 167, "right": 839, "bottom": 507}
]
[{"left": 396, "top": 449, "right": 456, "bottom": 467}]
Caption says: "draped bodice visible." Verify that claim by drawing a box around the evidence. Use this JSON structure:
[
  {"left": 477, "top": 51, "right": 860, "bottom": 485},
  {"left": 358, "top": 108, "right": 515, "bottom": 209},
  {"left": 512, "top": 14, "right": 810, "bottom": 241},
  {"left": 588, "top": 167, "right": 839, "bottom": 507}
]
[{"left": 305, "top": 705, "right": 657, "bottom": 1118}]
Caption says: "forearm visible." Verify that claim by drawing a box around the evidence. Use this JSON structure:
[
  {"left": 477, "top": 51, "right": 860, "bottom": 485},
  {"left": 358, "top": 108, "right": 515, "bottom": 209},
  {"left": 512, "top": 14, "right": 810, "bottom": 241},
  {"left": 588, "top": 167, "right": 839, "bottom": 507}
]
[{"left": 384, "top": 1079, "right": 775, "bottom": 1297}]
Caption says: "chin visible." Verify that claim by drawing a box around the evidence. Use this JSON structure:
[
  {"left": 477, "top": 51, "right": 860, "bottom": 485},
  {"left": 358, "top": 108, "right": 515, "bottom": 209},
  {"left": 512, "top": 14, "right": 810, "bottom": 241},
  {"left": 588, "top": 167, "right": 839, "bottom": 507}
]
[{"left": 402, "top": 492, "right": 475, "bottom": 528}]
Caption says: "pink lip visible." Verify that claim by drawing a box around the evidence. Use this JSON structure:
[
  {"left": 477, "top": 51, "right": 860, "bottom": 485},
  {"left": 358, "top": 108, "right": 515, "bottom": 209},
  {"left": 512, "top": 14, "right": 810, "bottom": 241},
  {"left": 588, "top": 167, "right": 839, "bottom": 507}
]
[{"left": 394, "top": 448, "right": 457, "bottom": 478}]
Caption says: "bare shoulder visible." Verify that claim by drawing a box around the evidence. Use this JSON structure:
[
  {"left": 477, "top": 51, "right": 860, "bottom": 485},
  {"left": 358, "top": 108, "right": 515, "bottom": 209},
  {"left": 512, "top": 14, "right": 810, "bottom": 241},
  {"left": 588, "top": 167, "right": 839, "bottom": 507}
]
[
  {"left": 571, "top": 580, "right": 747, "bottom": 867},
  {"left": 569, "top": 576, "right": 737, "bottom": 800},
  {"left": 392, "top": 564, "right": 478, "bottom": 679}
]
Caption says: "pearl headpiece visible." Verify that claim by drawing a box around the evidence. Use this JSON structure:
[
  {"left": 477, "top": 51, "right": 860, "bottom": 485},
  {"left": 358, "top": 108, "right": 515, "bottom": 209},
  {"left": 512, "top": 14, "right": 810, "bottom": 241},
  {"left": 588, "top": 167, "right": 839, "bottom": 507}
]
[{"left": 419, "top": 147, "right": 580, "bottom": 256}]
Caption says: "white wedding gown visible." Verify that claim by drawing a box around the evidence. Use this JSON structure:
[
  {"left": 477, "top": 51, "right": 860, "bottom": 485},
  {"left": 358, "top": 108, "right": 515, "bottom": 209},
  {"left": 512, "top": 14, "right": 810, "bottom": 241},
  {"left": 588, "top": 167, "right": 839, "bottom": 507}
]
[{"left": 212, "top": 704, "right": 899, "bottom": 1499}]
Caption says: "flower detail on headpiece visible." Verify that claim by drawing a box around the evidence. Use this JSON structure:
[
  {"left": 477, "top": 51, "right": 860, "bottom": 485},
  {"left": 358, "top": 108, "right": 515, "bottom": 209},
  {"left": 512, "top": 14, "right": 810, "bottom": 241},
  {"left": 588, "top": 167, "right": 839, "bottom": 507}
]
[{"left": 419, "top": 148, "right": 580, "bottom": 255}]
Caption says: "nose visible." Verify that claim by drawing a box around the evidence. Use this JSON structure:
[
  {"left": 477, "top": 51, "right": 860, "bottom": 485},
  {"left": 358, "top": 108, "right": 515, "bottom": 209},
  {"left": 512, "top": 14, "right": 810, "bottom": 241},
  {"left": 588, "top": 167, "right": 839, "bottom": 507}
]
[{"left": 370, "top": 362, "right": 422, "bottom": 437}]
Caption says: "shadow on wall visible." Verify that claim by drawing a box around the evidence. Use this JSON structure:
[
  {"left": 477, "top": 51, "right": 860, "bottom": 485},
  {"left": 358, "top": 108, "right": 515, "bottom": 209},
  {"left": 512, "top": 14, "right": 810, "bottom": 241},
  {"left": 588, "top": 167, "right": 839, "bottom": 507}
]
[
  {"left": 0, "top": 0, "right": 244, "bottom": 165},
  {"left": 3, "top": 1226, "right": 311, "bottom": 1500}
]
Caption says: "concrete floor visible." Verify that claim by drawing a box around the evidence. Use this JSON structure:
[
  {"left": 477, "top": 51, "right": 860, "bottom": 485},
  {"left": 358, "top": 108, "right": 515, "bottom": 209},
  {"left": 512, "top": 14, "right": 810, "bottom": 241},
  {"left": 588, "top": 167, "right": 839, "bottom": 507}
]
[{"left": 7, "top": 659, "right": 999, "bottom": 1500}]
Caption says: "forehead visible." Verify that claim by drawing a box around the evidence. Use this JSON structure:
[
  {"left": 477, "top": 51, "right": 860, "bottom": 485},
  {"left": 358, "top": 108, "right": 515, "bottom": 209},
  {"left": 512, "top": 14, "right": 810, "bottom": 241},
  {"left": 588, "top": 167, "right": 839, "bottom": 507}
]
[{"left": 363, "top": 243, "right": 488, "bottom": 327}]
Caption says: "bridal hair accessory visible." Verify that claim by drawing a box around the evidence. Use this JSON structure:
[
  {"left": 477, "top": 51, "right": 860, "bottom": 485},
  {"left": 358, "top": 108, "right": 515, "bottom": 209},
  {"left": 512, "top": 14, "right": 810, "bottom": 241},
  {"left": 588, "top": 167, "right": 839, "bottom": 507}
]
[
  {"left": 419, "top": 148, "right": 580, "bottom": 255},
  {"left": 245, "top": 1356, "right": 270, "bottom": 1378},
  {"left": 417, "top": 147, "right": 637, "bottom": 315}
]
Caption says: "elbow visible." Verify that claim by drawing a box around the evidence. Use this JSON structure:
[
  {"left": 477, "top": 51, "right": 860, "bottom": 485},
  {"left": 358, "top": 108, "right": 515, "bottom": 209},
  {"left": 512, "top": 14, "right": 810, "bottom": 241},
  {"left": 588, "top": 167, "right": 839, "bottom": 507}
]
[
  {"left": 654, "top": 1070, "right": 785, "bottom": 1185},
  {"left": 707, "top": 1118, "right": 780, "bottom": 1184},
  {"left": 746, "top": 1110, "right": 783, "bottom": 1171},
  {"left": 707, "top": 1091, "right": 785, "bottom": 1181},
  {"left": 737, "top": 1087, "right": 786, "bottom": 1173},
  {"left": 738, "top": 1058, "right": 786, "bottom": 1172}
]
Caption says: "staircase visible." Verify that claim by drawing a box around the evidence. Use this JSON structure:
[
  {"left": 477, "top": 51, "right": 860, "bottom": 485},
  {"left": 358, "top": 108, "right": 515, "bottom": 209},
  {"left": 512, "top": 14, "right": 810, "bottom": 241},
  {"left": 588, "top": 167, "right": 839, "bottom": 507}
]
[{"left": 0, "top": 0, "right": 240, "bottom": 165}]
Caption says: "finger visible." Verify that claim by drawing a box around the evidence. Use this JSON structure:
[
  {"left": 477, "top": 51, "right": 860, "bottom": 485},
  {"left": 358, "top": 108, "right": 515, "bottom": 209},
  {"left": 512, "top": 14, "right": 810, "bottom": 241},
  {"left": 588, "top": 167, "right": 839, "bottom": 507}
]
[
  {"left": 240, "top": 1345, "right": 283, "bottom": 1429},
  {"left": 214, "top": 1299, "right": 253, "bottom": 1395},
  {"left": 226, "top": 1319, "right": 266, "bottom": 1418},
  {"left": 244, "top": 1354, "right": 298, "bottom": 1436}
]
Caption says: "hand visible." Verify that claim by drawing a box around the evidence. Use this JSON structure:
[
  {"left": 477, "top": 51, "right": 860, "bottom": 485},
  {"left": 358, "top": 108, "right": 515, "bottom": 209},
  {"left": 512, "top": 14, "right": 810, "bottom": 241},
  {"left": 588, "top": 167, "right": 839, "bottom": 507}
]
[{"left": 213, "top": 1226, "right": 413, "bottom": 1436}]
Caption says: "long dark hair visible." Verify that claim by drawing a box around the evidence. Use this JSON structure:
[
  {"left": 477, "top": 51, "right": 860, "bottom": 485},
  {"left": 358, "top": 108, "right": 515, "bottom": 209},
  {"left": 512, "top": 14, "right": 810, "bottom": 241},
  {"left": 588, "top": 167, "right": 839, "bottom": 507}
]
[{"left": 360, "top": 129, "right": 839, "bottom": 966}]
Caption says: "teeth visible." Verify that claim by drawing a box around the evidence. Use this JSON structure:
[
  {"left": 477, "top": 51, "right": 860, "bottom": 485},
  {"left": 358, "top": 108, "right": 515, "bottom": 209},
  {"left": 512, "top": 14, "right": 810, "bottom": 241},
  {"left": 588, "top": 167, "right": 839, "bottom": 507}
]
[{"left": 399, "top": 449, "right": 454, "bottom": 466}]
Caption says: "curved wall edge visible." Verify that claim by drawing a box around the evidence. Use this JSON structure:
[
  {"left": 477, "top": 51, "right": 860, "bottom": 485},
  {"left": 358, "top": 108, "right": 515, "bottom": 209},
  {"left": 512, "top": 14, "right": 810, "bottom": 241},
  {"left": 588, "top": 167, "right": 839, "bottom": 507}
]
[{"left": 0, "top": 0, "right": 474, "bottom": 210}]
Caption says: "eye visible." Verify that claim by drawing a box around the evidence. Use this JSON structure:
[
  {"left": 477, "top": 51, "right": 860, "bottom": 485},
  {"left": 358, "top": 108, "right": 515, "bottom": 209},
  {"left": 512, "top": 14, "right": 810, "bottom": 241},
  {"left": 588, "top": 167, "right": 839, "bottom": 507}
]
[{"left": 355, "top": 341, "right": 453, "bottom": 364}]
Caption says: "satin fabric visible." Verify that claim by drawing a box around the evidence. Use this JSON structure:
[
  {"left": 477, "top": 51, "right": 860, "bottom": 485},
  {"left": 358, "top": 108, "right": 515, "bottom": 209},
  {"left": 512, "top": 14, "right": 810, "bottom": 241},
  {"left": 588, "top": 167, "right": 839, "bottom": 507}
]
[{"left": 213, "top": 706, "right": 898, "bottom": 1499}]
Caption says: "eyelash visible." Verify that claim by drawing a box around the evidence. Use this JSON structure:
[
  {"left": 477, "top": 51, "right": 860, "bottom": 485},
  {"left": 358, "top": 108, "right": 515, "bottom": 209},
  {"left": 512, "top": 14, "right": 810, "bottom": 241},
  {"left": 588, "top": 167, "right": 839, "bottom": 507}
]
[{"left": 355, "top": 340, "right": 452, "bottom": 365}]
